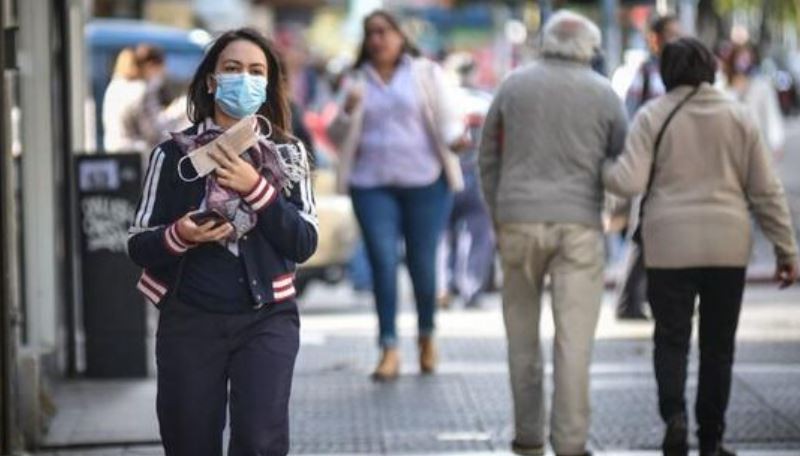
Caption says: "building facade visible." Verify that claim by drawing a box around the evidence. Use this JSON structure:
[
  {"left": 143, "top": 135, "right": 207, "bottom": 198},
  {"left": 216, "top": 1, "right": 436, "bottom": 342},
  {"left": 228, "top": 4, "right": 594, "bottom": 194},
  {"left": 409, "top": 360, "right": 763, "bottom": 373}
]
[{"left": 1, "top": 0, "right": 87, "bottom": 452}]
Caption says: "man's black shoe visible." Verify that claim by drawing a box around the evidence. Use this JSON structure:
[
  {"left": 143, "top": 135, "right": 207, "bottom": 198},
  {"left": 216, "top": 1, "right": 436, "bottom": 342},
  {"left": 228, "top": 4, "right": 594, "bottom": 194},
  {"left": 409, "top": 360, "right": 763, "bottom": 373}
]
[{"left": 662, "top": 414, "right": 688, "bottom": 456}]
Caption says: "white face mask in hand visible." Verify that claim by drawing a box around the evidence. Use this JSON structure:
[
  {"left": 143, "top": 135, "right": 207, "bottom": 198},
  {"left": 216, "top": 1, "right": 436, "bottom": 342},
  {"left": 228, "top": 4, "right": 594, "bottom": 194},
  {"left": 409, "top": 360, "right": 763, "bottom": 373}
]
[{"left": 177, "top": 115, "right": 259, "bottom": 182}]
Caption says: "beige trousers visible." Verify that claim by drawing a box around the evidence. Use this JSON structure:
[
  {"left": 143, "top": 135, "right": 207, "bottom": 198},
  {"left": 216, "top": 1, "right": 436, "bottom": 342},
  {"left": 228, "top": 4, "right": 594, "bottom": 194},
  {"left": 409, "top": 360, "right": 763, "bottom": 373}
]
[{"left": 498, "top": 222, "right": 604, "bottom": 455}]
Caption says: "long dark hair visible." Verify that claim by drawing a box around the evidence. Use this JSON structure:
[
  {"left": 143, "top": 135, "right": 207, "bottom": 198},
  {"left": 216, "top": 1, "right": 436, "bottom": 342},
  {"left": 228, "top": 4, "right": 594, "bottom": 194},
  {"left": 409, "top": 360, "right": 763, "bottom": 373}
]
[
  {"left": 353, "top": 10, "right": 421, "bottom": 69},
  {"left": 187, "top": 28, "right": 292, "bottom": 140}
]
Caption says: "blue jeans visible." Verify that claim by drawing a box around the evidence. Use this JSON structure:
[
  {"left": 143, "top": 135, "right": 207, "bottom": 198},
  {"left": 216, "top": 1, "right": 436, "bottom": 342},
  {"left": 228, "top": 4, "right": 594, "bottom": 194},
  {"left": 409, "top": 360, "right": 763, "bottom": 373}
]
[
  {"left": 350, "top": 176, "right": 452, "bottom": 348},
  {"left": 347, "top": 240, "right": 373, "bottom": 292}
]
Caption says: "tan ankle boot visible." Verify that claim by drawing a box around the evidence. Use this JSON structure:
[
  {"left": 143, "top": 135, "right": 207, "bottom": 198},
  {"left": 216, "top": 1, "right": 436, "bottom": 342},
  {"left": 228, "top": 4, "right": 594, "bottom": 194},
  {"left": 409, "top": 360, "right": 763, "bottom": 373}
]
[
  {"left": 418, "top": 336, "right": 437, "bottom": 374},
  {"left": 371, "top": 348, "right": 400, "bottom": 381}
]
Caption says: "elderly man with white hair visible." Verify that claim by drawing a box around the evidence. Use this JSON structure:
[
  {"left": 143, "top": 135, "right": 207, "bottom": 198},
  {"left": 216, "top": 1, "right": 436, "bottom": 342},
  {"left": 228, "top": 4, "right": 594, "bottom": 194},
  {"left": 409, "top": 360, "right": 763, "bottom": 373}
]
[{"left": 479, "top": 10, "right": 628, "bottom": 456}]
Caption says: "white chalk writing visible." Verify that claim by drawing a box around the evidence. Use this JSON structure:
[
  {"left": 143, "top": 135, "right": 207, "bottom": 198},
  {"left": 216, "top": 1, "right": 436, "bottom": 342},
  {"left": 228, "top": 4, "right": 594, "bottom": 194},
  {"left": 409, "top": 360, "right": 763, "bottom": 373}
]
[{"left": 81, "top": 196, "right": 135, "bottom": 253}]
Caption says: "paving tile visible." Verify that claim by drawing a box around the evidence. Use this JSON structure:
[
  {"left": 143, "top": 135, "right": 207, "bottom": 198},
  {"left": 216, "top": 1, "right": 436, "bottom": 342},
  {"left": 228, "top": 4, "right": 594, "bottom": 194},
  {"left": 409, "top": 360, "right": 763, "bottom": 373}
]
[{"left": 38, "top": 288, "right": 800, "bottom": 454}]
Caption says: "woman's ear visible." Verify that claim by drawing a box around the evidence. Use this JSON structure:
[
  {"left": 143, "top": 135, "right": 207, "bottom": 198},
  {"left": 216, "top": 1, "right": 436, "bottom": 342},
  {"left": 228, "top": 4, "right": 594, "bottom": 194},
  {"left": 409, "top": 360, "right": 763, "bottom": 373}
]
[{"left": 207, "top": 74, "right": 216, "bottom": 94}]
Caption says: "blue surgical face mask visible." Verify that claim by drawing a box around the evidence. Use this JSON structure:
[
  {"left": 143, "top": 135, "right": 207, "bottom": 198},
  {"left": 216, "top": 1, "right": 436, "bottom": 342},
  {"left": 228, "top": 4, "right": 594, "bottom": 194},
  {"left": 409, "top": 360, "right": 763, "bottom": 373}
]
[{"left": 214, "top": 73, "right": 268, "bottom": 119}]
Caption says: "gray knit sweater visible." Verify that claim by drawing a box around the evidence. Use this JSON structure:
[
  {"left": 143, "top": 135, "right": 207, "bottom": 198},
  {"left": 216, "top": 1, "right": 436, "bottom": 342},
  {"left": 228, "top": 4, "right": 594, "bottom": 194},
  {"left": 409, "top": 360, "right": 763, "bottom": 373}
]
[{"left": 479, "top": 57, "right": 628, "bottom": 229}]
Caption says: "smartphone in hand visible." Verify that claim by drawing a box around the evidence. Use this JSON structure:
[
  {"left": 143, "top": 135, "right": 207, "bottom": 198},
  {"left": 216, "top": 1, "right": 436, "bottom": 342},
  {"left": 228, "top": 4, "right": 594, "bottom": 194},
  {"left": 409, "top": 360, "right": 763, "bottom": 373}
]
[{"left": 189, "top": 210, "right": 228, "bottom": 228}]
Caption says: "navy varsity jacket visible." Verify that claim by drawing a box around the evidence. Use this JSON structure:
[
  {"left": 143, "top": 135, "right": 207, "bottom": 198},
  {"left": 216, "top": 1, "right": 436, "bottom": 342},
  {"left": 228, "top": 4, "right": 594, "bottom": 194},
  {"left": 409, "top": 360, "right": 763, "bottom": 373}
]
[{"left": 127, "top": 122, "right": 318, "bottom": 310}]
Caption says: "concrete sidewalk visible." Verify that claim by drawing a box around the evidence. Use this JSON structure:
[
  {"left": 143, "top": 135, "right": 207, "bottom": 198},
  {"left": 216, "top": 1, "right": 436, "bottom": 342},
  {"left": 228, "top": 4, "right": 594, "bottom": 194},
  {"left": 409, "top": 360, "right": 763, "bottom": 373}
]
[
  {"left": 32, "top": 449, "right": 800, "bottom": 456},
  {"left": 35, "top": 286, "right": 800, "bottom": 455}
]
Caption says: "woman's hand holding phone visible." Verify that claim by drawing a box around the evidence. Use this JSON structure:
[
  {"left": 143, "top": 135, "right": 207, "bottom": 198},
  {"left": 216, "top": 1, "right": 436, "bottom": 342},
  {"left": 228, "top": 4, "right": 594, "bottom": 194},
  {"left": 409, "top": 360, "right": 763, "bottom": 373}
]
[{"left": 176, "top": 211, "right": 233, "bottom": 244}]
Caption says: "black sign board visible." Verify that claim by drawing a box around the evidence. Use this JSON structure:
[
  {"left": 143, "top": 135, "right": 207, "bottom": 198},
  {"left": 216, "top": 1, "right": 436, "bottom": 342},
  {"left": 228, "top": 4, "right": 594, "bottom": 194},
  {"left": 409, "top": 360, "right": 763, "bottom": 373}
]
[
  {"left": 3, "top": 27, "right": 17, "bottom": 70},
  {"left": 76, "top": 153, "right": 147, "bottom": 377}
]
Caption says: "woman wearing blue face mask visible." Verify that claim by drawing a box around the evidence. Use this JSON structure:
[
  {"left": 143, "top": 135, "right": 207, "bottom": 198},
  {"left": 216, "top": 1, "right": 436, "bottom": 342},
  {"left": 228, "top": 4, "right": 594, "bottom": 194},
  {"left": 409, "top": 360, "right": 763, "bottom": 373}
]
[{"left": 127, "top": 28, "right": 317, "bottom": 456}]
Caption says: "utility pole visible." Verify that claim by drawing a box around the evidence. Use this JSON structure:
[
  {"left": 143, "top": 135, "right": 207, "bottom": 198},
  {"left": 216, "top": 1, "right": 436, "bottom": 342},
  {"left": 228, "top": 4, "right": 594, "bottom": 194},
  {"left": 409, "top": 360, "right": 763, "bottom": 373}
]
[
  {"left": 601, "top": 0, "right": 622, "bottom": 75},
  {"left": 539, "top": 0, "right": 553, "bottom": 26},
  {"left": 1, "top": 0, "right": 20, "bottom": 451},
  {"left": 678, "top": 0, "right": 698, "bottom": 36},
  {"left": 0, "top": 0, "right": 7, "bottom": 449}
]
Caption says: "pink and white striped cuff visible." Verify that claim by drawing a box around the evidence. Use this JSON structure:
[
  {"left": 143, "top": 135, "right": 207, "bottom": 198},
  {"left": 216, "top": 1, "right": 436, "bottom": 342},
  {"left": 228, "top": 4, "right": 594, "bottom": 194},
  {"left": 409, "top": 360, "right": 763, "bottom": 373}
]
[
  {"left": 272, "top": 273, "right": 296, "bottom": 302},
  {"left": 242, "top": 176, "right": 278, "bottom": 212},
  {"left": 163, "top": 223, "right": 195, "bottom": 255},
  {"left": 137, "top": 271, "right": 167, "bottom": 305}
]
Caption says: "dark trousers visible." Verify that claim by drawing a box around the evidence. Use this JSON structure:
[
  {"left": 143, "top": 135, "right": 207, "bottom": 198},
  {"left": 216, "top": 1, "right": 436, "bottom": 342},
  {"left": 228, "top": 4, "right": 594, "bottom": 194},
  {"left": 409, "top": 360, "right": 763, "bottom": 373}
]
[
  {"left": 350, "top": 176, "right": 452, "bottom": 348},
  {"left": 156, "top": 297, "right": 300, "bottom": 456},
  {"left": 443, "top": 168, "right": 495, "bottom": 304},
  {"left": 647, "top": 267, "right": 746, "bottom": 446}
]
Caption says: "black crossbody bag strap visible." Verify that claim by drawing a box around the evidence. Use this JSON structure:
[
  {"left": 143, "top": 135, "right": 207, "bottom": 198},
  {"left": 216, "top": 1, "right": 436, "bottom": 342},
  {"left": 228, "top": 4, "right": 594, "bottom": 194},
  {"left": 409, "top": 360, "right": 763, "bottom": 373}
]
[{"left": 634, "top": 86, "right": 700, "bottom": 244}]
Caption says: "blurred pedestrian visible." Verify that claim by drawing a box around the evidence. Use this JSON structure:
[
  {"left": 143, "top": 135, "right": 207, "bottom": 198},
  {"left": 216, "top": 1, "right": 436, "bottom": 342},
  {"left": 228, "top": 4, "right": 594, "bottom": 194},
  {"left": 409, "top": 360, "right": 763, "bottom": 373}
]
[
  {"left": 103, "top": 45, "right": 189, "bottom": 153},
  {"left": 135, "top": 44, "right": 167, "bottom": 106},
  {"left": 480, "top": 11, "right": 627, "bottom": 456},
  {"left": 438, "top": 53, "right": 496, "bottom": 309},
  {"left": 103, "top": 47, "right": 147, "bottom": 152},
  {"left": 134, "top": 44, "right": 191, "bottom": 151},
  {"left": 438, "top": 111, "right": 495, "bottom": 309},
  {"left": 128, "top": 28, "right": 317, "bottom": 456},
  {"left": 272, "top": 33, "right": 318, "bottom": 159},
  {"left": 625, "top": 15, "right": 681, "bottom": 115},
  {"left": 614, "top": 14, "right": 682, "bottom": 321},
  {"left": 604, "top": 37, "right": 798, "bottom": 456},
  {"left": 721, "top": 42, "right": 785, "bottom": 160},
  {"left": 328, "top": 10, "right": 470, "bottom": 381}
]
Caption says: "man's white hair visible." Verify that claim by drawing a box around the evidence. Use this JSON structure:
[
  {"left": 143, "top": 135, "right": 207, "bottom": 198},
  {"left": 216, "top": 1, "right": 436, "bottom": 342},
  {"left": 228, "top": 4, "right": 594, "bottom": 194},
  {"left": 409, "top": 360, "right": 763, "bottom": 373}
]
[{"left": 541, "top": 10, "right": 602, "bottom": 63}]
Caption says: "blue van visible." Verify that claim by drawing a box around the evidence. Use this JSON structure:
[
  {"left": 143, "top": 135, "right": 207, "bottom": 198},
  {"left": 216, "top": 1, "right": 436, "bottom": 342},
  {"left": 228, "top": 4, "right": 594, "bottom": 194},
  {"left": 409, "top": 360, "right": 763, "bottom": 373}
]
[{"left": 86, "top": 19, "right": 211, "bottom": 151}]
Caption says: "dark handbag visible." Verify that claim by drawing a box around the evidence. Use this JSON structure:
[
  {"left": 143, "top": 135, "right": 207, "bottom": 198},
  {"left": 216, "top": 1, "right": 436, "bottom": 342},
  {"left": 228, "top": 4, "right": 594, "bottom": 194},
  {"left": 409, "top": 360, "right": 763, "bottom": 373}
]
[{"left": 632, "top": 86, "right": 700, "bottom": 245}]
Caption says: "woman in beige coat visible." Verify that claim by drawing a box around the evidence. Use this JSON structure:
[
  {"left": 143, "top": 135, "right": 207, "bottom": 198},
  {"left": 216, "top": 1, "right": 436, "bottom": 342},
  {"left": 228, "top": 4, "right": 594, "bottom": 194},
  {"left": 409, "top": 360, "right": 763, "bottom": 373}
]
[
  {"left": 327, "top": 10, "right": 469, "bottom": 381},
  {"left": 603, "top": 38, "right": 798, "bottom": 456}
]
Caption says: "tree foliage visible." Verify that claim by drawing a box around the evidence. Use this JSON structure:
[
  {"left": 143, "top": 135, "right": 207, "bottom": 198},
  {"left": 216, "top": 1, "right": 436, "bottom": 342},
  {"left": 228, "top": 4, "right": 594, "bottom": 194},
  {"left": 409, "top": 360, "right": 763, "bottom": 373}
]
[
  {"left": 703, "top": 0, "right": 799, "bottom": 48},
  {"left": 715, "top": 0, "right": 799, "bottom": 22}
]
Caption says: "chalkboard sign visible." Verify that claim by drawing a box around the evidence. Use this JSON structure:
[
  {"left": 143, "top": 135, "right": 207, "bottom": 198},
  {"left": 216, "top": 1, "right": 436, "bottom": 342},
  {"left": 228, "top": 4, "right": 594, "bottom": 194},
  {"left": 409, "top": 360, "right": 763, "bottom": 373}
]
[{"left": 76, "top": 153, "right": 147, "bottom": 377}]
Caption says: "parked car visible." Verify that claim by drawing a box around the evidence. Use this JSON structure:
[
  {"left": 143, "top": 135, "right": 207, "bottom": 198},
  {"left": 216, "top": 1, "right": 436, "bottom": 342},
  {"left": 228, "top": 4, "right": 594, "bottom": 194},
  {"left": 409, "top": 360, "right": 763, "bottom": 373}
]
[{"left": 295, "top": 146, "right": 359, "bottom": 296}]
